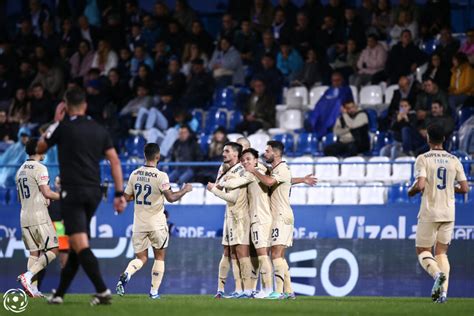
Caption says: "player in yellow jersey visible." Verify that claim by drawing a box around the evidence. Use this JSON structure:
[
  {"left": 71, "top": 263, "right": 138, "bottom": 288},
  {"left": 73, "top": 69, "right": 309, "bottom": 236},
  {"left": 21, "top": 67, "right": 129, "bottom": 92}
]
[
  {"left": 408, "top": 124, "right": 469, "bottom": 303},
  {"left": 17, "top": 139, "right": 61, "bottom": 297},
  {"left": 116, "top": 143, "right": 192, "bottom": 299}
]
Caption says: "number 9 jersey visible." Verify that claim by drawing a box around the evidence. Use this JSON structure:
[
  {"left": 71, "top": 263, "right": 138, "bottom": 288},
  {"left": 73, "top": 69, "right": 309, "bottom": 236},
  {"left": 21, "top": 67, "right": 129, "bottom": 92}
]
[
  {"left": 125, "top": 166, "right": 171, "bottom": 233},
  {"left": 414, "top": 150, "right": 467, "bottom": 223}
]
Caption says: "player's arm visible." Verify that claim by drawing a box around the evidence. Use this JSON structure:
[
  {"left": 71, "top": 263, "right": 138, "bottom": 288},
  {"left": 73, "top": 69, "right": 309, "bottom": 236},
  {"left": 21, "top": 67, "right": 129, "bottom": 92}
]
[
  {"left": 245, "top": 163, "right": 277, "bottom": 187},
  {"left": 37, "top": 121, "right": 60, "bottom": 154},
  {"left": 455, "top": 160, "right": 469, "bottom": 194},
  {"left": 221, "top": 173, "right": 253, "bottom": 190},
  {"left": 207, "top": 183, "right": 240, "bottom": 203},
  {"left": 39, "top": 185, "right": 60, "bottom": 201},
  {"left": 455, "top": 181, "right": 469, "bottom": 194},
  {"left": 124, "top": 192, "right": 134, "bottom": 201},
  {"left": 105, "top": 147, "right": 127, "bottom": 213},
  {"left": 291, "top": 174, "right": 318, "bottom": 186},
  {"left": 408, "top": 177, "right": 425, "bottom": 197},
  {"left": 163, "top": 183, "right": 193, "bottom": 203}
]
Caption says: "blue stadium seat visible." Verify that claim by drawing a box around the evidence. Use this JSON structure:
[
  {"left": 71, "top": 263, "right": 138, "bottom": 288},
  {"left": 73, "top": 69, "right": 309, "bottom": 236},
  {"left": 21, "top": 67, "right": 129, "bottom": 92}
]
[
  {"left": 457, "top": 107, "right": 474, "bottom": 128},
  {"left": 191, "top": 109, "right": 204, "bottom": 133},
  {"left": 452, "top": 150, "right": 473, "bottom": 181},
  {"left": 371, "top": 131, "right": 391, "bottom": 156},
  {"left": 205, "top": 108, "right": 227, "bottom": 133},
  {"left": 273, "top": 133, "right": 295, "bottom": 154},
  {"left": 214, "top": 87, "right": 235, "bottom": 109},
  {"left": 388, "top": 183, "right": 420, "bottom": 204},
  {"left": 235, "top": 87, "right": 251, "bottom": 110},
  {"left": 124, "top": 136, "right": 146, "bottom": 157},
  {"left": 293, "top": 132, "right": 319, "bottom": 156},
  {"left": 122, "top": 158, "right": 141, "bottom": 179},
  {"left": 228, "top": 110, "right": 243, "bottom": 132},
  {"left": 321, "top": 133, "right": 336, "bottom": 147},
  {"left": 366, "top": 109, "right": 378, "bottom": 133},
  {"left": 100, "top": 161, "right": 112, "bottom": 182},
  {"left": 419, "top": 39, "right": 437, "bottom": 55},
  {"left": 199, "top": 133, "right": 211, "bottom": 154}
]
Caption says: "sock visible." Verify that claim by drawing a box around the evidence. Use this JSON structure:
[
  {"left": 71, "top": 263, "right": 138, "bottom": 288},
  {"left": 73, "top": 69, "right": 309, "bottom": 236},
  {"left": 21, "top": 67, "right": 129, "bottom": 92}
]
[
  {"left": 124, "top": 258, "right": 144, "bottom": 281},
  {"left": 239, "top": 257, "right": 253, "bottom": 294},
  {"left": 418, "top": 251, "right": 442, "bottom": 279},
  {"left": 272, "top": 258, "right": 285, "bottom": 293},
  {"left": 217, "top": 255, "right": 230, "bottom": 292},
  {"left": 435, "top": 254, "right": 450, "bottom": 294},
  {"left": 258, "top": 255, "right": 273, "bottom": 292},
  {"left": 231, "top": 259, "right": 242, "bottom": 293},
  {"left": 283, "top": 259, "right": 293, "bottom": 293},
  {"left": 55, "top": 251, "right": 80, "bottom": 297},
  {"left": 29, "top": 251, "right": 57, "bottom": 275},
  {"left": 27, "top": 256, "right": 39, "bottom": 288},
  {"left": 78, "top": 248, "right": 107, "bottom": 293},
  {"left": 250, "top": 256, "right": 260, "bottom": 291},
  {"left": 151, "top": 260, "right": 165, "bottom": 295}
]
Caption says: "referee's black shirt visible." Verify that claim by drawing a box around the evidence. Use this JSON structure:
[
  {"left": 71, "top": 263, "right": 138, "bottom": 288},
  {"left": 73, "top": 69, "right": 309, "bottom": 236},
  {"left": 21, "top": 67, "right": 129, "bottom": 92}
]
[{"left": 45, "top": 115, "right": 114, "bottom": 189}]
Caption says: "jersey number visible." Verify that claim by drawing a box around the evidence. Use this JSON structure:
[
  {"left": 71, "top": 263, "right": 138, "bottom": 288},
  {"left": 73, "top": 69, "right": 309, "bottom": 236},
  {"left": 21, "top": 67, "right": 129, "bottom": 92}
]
[
  {"left": 271, "top": 228, "right": 279, "bottom": 239},
  {"left": 134, "top": 183, "right": 152, "bottom": 205},
  {"left": 437, "top": 167, "right": 447, "bottom": 190},
  {"left": 17, "top": 178, "right": 30, "bottom": 199}
]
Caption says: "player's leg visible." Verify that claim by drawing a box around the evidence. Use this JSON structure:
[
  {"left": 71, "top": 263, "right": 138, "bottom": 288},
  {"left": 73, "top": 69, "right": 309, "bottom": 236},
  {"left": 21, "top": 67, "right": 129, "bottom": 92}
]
[
  {"left": 234, "top": 244, "right": 253, "bottom": 297},
  {"left": 270, "top": 245, "right": 286, "bottom": 298},
  {"left": 230, "top": 246, "right": 243, "bottom": 295},
  {"left": 149, "top": 227, "right": 169, "bottom": 299},
  {"left": 249, "top": 241, "right": 260, "bottom": 293},
  {"left": 282, "top": 249, "right": 295, "bottom": 299},
  {"left": 251, "top": 223, "right": 273, "bottom": 298},
  {"left": 116, "top": 243, "right": 148, "bottom": 296},
  {"left": 434, "top": 222, "right": 453, "bottom": 304},
  {"left": 215, "top": 246, "right": 231, "bottom": 298}
]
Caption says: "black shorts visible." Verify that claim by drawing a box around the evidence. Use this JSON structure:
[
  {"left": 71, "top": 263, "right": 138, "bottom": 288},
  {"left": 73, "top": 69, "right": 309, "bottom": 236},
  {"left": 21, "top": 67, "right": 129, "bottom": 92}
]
[{"left": 60, "top": 187, "right": 102, "bottom": 236}]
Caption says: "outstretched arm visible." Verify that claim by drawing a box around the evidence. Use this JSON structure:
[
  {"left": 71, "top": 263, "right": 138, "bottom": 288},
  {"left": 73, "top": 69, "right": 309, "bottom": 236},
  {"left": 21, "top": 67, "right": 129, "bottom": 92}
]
[
  {"left": 164, "top": 183, "right": 193, "bottom": 203},
  {"left": 291, "top": 174, "right": 318, "bottom": 186}
]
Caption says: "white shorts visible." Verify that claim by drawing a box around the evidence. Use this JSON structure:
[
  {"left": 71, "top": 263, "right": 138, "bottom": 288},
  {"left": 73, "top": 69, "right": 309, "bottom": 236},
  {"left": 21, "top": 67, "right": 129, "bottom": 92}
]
[
  {"left": 224, "top": 216, "right": 250, "bottom": 246},
  {"left": 416, "top": 221, "right": 454, "bottom": 248},
  {"left": 22, "top": 222, "right": 59, "bottom": 251},
  {"left": 132, "top": 226, "right": 169, "bottom": 253},
  {"left": 271, "top": 218, "right": 294, "bottom": 248},
  {"left": 251, "top": 222, "right": 272, "bottom": 249}
]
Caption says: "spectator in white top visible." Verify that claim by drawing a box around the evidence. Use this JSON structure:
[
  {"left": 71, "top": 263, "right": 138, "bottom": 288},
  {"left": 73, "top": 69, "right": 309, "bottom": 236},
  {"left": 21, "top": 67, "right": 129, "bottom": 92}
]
[
  {"left": 349, "top": 34, "right": 387, "bottom": 88},
  {"left": 91, "top": 39, "right": 118, "bottom": 76},
  {"left": 389, "top": 10, "right": 418, "bottom": 47}
]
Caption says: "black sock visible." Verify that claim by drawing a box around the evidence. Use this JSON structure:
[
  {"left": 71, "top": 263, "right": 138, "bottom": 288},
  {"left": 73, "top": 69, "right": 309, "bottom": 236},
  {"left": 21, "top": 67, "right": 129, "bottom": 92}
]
[
  {"left": 78, "top": 248, "right": 107, "bottom": 293},
  {"left": 55, "top": 251, "right": 79, "bottom": 297}
]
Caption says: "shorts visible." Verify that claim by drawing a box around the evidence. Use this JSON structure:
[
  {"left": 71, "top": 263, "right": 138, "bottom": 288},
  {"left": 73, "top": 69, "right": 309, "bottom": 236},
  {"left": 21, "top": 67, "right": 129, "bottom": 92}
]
[
  {"left": 221, "top": 216, "right": 228, "bottom": 246},
  {"left": 22, "top": 222, "right": 59, "bottom": 251},
  {"left": 271, "top": 218, "right": 294, "bottom": 248},
  {"left": 225, "top": 216, "right": 250, "bottom": 246},
  {"left": 416, "top": 221, "right": 454, "bottom": 248},
  {"left": 132, "top": 226, "right": 169, "bottom": 253},
  {"left": 53, "top": 221, "right": 69, "bottom": 251},
  {"left": 250, "top": 222, "right": 272, "bottom": 249},
  {"left": 60, "top": 187, "right": 102, "bottom": 236}
]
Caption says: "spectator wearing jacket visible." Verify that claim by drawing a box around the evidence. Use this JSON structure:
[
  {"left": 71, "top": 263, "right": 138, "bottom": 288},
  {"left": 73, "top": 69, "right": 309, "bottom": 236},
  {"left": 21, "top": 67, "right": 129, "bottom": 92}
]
[
  {"left": 276, "top": 41, "right": 303, "bottom": 83},
  {"left": 209, "top": 36, "right": 245, "bottom": 87},
  {"left": 448, "top": 52, "right": 474, "bottom": 115},
  {"left": 69, "top": 40, "right": 94, "bottom": 81},
  {"left": 168, "top": 125, "right": 203, "bottom": 184},
  {"left": 349, "top": 34, "right": 387, "bottom": 88}
]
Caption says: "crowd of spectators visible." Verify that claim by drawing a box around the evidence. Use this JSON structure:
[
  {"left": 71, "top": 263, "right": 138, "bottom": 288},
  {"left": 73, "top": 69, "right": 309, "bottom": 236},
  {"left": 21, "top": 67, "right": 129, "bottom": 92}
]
[{"left": 0, "top": 0, "right": 473, "bottom": 184}]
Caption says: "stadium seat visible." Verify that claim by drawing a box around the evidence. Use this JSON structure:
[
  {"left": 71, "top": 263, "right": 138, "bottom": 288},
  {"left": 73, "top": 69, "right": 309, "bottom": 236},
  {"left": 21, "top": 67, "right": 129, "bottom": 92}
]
[
  {"left": 100, "top": 160, "right": 112, "bottom": 182},
  {"left": 280, "top": 109, "right": 303, "bottom": 130},
  {"left": 366, "top": 109, "right": 378, "bottom": 132},
  {"left": 124, "top": 136, "right": 146, "bottom": 157},
  {"left": 371, "top": 130, "right": 391, "bottom": 156},
  {"left": 391, "top": 157, "right": 416, "bottom": 183},
  {"left": 315, "top": 156, "right": 340, "bottom": 182},
  {"left": 359, "top": 85, "right": 383, "bottom": 108},
  {"left": 289, "top": 184, "right": 308, "bottom": 205},
  {"left": 416, "top": 63, "right": 428, "bottom": 83},
  {"left": 248, "top": 133, "right": 270, "bottom": 153},
  {"left": 457, "top": 107, "right": 474, "bottom": 128},
  {"left": 273, "top": 133, "right": 295, "bottom": 154},
  {"left": 205, "top": 108, "right": 228, "bottom": 133},
  {"left": 123, "top": 158, "right": 142, "bottom": 179},
  {"left": 227, "top": 133, "right": 244, "bottom": 142},
  {"left": 309, "top": 86, "right": 329, "bottom": 109},
  {"left": 165, "top": 183, "right": 180, "bottom": 205},
  {"left": 275, "top": 104, "right": 288, "bottom": 128},
  {"left": 228, "top": 110, "right": 243, "bottom": 131},
  {"left": 365, "top": 156, "right": 391, "bottom": 181},
  {"left": 333, "top": 183, "right": 359, "bottom": 204},
  {"left": 287, "top": 86, "right": 308, "bottom": 107},
  {"left": 180, "top": 183, "right": 205, "bottom": 204},
  {"left": 235, "top": 87, "right": 251, "bottom": 109},
  {"left": 359, "top": 182, "right": 386, "bottom": 205},
  {"left": 289, "top": 156, "right": 314, "bottom": 177},
  {"left": 349, "top": 85, "right": 358, "bottom": 104},
  {"left": 191, "top": 109, "right": 204, "bottom": 132},
  {"left": 340, "top": 156, "right": 366, "bottom": 181},
  {"left": 388, "top": 183, "right": 409, "bottom": 203},
  {"left": 204, "top": 189, "right": 226, "bottom": 205},
  {"left": 198, "top": 133, "right": 212, "bottom": 154},
  {"left": 294, "top": 132, "right": 319, "bottom": 156},
  {"left": 321, "top": 133, "right": 337, "bottom": 147},
  {"left": 307, "top": 183, "right": 333, "bottom": 204},
  {"left": 384, "top": 84, "right": 398, "bottom": 105},
  {"left": 214, "top": 87, "right": 235, "bottom": 109}
]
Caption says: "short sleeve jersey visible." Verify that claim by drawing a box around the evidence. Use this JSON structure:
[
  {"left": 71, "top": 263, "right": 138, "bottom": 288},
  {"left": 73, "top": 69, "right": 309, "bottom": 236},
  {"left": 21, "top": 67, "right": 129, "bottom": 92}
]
[
  {"left": 415, "top": 150, "right": 467, "bottom": 222},
  {"left": 224, "top": 163, "right": 249, "bottom": 220},
  {"left": 246, "top": 164, "right": 272, "bottom": 225},
  {"left": 125, "top": 166, "right": 171, "bottom": 232},
  {"left": 16, "top": 160, "right": 50, "bottom": 227},
  {"left": 269, "top": 161, "right": 294, "bottom": 223}
]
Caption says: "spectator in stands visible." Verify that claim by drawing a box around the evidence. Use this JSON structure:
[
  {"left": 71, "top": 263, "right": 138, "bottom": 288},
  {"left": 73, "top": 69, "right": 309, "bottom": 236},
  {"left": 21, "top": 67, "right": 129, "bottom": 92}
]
[
  {"left": 181, "top": 58, "right": 215, "bottom": 109},
  {"left": 271, "top": 8, "right": 291, "bottom": 44},
  {"left": 153, "top": 39, "right": 173, "bottom": 83},
  {"left": 17, "top": 60, "right": 36, "bottom": 89},
  {"left": 236, "top": 78, "right": 275, "bottom": 134},
  {"left": 124, "top": 0, "right": 144, "bottom": 30},
  {"left": 208, "top": 126, "right": 229, "bottom": 160},
  {"left": 209, "top": 36, "right": 245, "bottom": 87},
  {"left": 250, "top": 0, "right": 274, "bottom": 34},
  {"left": 168, "top": 124, "right": 203, "bottom": 184},
  {"left": 434, "top": 27, "right": 460, "bottom": 66},
  {"left": 423, "top": 53, "right": 451, "bottom": 91},
  {"left": 181, "top": 42, "right": 209, "bottom": 76},
  {"left": 8, "top": 88, "right": 30, "bottom": 126},
  {"left": 15, "top": 18, "right": 38, "bottom": 59},
  {"left": 276, "top": 40, "right": 303, "bottom": 83},
  {"left": 309, "top": 72, "right": 354, "bottom": 137},
  {"left": 292, "top": 11, "right": 314, "bottom": 56},
  {"left": 383, "top": 76, "right": 420, "bottom": 131},
  {"left": 217, "top": 13, "right": 237, "bottom": 42},
  {"left": 119, "top": 83, "right": 153, "bottom": 118},
  {"left": 29, "top": 83, "right": 55, "bottom": 130},
  {"left": 415, "top": 78, "right": 449, "bottom": 122},
  {"left": 153, "top": 2, "right": 172, "bottom": 32},
  {"left": 275, "top": 0, "right": 298, "bottom": 28},
  {"left": 127, "top": 23, "right": 145, "bottom": 53},
  {"left": 91, "top": 39, "right": 118, "bottom": 76},
  {"left": 40, "top": 20, "right": 60, "bottom": 58},
  {"left": 391, "top": 0, "right": 419, "bottom": 24},
  {"left": 84, "top": 79, "right": 108, "bottom": 123},
  {"left": 459, "top": 29, "right": 474, "bottom": 65},
  {"left": 233, "top": 19, "right": 258, "bottom": 66},
  {"left": 317, "top": 15, "right": 343, "bottom": 62},
  {"left": 358, "top": 0, "right": 375, "bottom": 29},
  {"left": 369, "top": 0, "right": 391, "bottom": 40},
  {"left": 141, "top": 14, "right": 160, "bottom": 53},
  {"left": 105, "top": 68, "right": 132, "bottom": 112},
  {"left": 130, "top": 45, "right": 154, "bottom": 77},
  {"left": 292, "top": 48, "right": 325, "bottom": 88},
  {"left": 102, "top": 12, "right": 127, "bottom": 52},
  {"left": 424, "top": 100, "right": 455, "bottom": 142},
  {"left": 165, "top": 20, "right": 187, "bottom": 55},
  {"left": 157, "top": 57, "right": 186, "bottom": 99},
  {"left": 330, "top": 38, "right": 359, "bottom": 83},
  {"left": 323, "top": 100, "right": 370, "bottom": 157},
  {"left": 69, "top": 40, "right": 94, "bottom": 81},
  {"left": 60, "top": 17, "right": 80, "bottom": 53},
  {"left": 132, "top": 64, "right": 153, "bottom": 92},
  {"left": 448, "top": 52, "right": 474, "bottom": 114},
  {"left": 117, "top": 47, "right": 132, "bottom": 81},
  {"left": 173, "top": 0, "right": 197, "bottom": 32},
  {"left": 324, "top": 0, "right": 345, "bottom": 26},
  {"left": 78, "top": 15, "right": 100, "bottom": 49},
  {"left": 254, "top": 31, "right": 279, "bottom": 63},
  {"left": 0, "top": 62, "right": 14, "bottom": 104},
  {"left": 341, "top": 6, "right": 366, "bottom": 49},
  {"left": 386, "top": 30, "right": 426, "bottom": 84},
  {"left": 420, "top": 0, "right": 451, "bottom": 36},
  {"left": 29, "top": 59, "right": 64, "bottom": 99},
  {"left": 254, "top": 53, "right": 284, "bottom": 100},
  {"left": 389, "top": 10, "right": 418, "bottom": 47},
  {"left": 349, "top": 34, "right": 387, "bottom": 88},
  {"left": 0, "top": 110, "right": 16, "bottom": 145},
  {"left": 188, "top": 20, "right": 214, "bottom": 57},
  {"left": 300, "top": 0, "right": 324, "bottom": 30}
]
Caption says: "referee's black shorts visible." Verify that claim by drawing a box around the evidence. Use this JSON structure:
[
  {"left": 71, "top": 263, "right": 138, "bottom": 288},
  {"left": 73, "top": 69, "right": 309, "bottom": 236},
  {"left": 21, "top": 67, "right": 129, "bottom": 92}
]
[{"left": 60, "top": 187, "right": 102, "bottom": 236}]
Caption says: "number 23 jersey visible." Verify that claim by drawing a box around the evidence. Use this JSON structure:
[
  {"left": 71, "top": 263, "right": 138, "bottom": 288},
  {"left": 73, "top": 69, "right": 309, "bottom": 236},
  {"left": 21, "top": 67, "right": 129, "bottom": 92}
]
[
  {"left": 125, "top": 166, "right": 171, "bottom": 232},
  {"left": 414, "top": 150, "right": 467, "bottom": 222}
]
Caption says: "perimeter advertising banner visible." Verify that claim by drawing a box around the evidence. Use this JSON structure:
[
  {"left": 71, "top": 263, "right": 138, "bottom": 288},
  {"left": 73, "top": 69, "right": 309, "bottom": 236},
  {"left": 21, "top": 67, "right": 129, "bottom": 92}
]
[{"left": 0, "top": 239, "right": 473, "bottom": 297}]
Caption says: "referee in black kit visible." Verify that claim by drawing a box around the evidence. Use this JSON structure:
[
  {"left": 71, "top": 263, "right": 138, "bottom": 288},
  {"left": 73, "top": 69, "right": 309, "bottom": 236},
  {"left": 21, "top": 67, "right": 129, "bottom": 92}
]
[{"left": 37, "top": 87, "right": 127, "bottom": 305}]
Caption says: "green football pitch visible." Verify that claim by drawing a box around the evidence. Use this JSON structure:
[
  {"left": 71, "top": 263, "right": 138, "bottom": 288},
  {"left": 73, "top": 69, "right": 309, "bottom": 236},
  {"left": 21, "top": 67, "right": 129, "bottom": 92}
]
[{"left": 7, "top": 295, "right": 474, "bottom": 316}]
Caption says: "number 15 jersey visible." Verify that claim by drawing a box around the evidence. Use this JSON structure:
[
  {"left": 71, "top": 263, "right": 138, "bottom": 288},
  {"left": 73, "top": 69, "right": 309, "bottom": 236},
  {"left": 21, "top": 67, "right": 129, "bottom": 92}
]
[
  {"left": 414, "top": 150, "right": 467, "bottom": 223},
  {"left": 125, "top": 166, "right": 171, "bottom": 232}
]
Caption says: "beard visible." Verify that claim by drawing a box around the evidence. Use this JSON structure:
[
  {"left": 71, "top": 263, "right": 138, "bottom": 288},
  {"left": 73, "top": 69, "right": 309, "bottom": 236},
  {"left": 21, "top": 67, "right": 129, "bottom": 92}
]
[{"left": 265, "top": 156, "right": 274, "bottom": 164}]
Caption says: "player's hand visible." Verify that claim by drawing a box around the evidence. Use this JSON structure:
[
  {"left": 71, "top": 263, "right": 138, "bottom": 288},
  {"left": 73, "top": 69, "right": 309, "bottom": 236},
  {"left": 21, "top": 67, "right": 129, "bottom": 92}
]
[
  {"left": 114, "top": 196, "right": 127, "bottom": 214},
  {"left": 244, "top": 163, "right": 256, "bottom": 173},
  {"left": 46, "top": 198, "right": 50, "bottom": 206},
  {"left": 206, "top": 182, "right": 215, "bottom": 191},
  {"left": 303, "top": 174, "right": 318, "bottom": 186},
  {"left": 183, "top": 183, "right": 193, "bottom": 192}
]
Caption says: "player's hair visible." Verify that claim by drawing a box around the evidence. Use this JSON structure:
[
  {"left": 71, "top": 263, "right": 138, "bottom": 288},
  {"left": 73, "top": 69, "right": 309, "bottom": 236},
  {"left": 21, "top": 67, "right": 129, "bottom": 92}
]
[
  {"left": 242, "top": 148, "right": 259, "bottom": 159},
  {"left": 144, "top": 143, "right": 160, "bottom": 160},
  {"left": 224, "top": 142, "right": 243, "bottom": 157},
  {"left": 427, "top": 124, "right": 444, "bottom": 144},
  {"left": 25, "top": 138, "right": 38, "bottom": 156},
  {"left": 64, "top": 87, "right": 86, "bottom": 107},
  {"left": 267, "top": 140, "right": 284, "bottom": 155},
  {"left": 236, "top": 137, "right": 251, "bottom": 149}
]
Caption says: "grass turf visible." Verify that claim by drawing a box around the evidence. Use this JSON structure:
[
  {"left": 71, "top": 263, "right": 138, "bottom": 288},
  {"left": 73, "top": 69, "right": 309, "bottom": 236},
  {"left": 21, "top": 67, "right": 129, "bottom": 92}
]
[{"left": 7, "top": 295, "right": 474, "bottom": 316}]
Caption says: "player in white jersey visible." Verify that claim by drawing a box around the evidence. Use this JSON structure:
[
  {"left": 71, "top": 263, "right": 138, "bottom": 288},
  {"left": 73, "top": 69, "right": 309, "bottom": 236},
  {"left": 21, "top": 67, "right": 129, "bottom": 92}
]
[
  {"left": 408, "top": 124, "right": 469, "bottom": 303},
  {"left": 16, "top": 139, "right": 61, "bottom": 297},
  {"left": 116, "top": 143, "right": 192, "bottom": 299}
]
